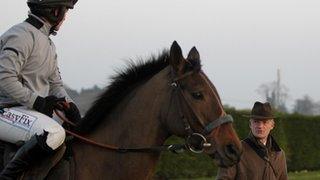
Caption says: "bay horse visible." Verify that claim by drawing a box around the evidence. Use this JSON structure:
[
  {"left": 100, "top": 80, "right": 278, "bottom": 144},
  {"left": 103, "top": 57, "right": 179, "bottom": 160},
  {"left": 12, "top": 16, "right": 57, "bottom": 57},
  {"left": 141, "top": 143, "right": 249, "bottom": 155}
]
[{"left": 6, "top": 41, "right": 242, "bottom": 179}]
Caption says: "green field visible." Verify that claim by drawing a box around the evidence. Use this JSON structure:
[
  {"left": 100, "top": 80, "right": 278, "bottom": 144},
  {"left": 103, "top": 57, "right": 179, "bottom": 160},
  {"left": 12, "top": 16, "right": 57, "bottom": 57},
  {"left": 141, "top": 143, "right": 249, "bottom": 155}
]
[
  {"left": 173, "top": 170, "right": 320, "bottom": 180},
  {"left": 289, "top": 170, "right": 320, "bottom": 180}
]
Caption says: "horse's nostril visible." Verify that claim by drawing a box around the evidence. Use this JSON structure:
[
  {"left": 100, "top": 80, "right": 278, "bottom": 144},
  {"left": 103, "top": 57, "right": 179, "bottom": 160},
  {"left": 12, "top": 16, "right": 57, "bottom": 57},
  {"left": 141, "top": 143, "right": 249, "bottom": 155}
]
[{"left": 226, "top": 144, "right": 237, "bottom": 155}]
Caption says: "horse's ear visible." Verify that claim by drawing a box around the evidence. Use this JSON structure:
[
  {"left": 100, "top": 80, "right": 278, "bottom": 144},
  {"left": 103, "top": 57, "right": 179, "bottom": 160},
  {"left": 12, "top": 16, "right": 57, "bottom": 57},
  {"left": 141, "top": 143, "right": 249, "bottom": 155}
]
[
  {"left": 187, "top": 46, "right": 200, "bottom": 63},
  {"left": 170, "top": 41, "right": 185, "bottom": 73}
]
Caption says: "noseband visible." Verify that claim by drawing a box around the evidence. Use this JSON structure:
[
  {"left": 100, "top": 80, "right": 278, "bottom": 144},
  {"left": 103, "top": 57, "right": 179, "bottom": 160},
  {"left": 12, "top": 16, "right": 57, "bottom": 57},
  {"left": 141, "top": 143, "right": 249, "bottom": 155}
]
[{"left": 170, "top": 69, "right": 234, "bottom": 153}]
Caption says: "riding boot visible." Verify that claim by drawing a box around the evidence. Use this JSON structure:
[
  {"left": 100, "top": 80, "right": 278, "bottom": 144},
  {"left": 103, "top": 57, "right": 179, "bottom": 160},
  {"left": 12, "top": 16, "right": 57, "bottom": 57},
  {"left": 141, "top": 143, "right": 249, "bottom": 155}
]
[{"left": 0, "top": 131, "right": 54, "bottom": 180}]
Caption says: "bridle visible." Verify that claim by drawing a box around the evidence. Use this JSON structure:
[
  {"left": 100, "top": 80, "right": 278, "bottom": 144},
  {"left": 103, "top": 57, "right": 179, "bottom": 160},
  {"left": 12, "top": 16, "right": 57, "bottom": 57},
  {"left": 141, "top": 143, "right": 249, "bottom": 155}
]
[
  {"left": 170, "top": 67, "right": 234, "bottom": 153},
  {"left": 56, "top": 66, "right": 233, "bottom": 154}
]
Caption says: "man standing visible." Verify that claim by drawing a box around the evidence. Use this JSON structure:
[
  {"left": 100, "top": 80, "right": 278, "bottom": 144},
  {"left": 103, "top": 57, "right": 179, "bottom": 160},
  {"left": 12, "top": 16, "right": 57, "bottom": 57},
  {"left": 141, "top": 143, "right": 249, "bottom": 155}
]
[
  {"left": 216, "top": 102, "right": 288, "bottom": 180},
  {"left": 0, "top": 0, "right": 81, "bottom": 179}
]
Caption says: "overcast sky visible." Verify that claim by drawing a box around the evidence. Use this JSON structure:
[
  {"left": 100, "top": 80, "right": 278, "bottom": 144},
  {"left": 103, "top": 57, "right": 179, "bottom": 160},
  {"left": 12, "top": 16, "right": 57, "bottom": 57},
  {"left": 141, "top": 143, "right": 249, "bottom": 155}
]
[{"left": 1, "top": 0, "right": 320, "bottom": 110}]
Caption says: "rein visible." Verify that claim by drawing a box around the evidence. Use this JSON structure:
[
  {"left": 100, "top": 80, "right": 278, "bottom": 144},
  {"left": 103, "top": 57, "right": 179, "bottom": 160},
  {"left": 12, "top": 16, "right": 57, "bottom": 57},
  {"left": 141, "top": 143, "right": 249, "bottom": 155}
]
[{"left": 55, "top": 109, "right": 184, "bottom": 153}]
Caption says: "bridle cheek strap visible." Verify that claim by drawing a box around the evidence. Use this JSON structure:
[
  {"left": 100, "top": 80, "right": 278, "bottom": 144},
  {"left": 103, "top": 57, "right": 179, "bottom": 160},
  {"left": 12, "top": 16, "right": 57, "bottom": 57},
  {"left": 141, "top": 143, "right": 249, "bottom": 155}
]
[{"left": 204, "top": 114, "right": 234, "bottom": 134}]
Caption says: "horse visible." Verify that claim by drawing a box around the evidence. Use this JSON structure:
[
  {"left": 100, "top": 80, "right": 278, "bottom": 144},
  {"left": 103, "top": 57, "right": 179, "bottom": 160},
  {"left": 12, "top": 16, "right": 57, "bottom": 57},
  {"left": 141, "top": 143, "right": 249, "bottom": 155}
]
[{"left": 2, "top": 41, "right": 242, "bottom": 179}]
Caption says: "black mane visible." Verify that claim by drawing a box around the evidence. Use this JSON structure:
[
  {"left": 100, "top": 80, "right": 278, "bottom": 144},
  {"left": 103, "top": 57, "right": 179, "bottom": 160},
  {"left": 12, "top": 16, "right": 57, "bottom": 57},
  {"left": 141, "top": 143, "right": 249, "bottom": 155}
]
[{"left": 77, "top": 50, "right": 169, "bottom": 133}]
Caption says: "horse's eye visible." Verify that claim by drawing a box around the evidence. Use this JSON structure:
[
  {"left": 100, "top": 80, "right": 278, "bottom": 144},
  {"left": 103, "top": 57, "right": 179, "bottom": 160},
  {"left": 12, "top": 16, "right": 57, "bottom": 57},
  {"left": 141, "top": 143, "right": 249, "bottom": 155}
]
[{"left": 191, "top": 92, "right": 204, "bottom": 100}]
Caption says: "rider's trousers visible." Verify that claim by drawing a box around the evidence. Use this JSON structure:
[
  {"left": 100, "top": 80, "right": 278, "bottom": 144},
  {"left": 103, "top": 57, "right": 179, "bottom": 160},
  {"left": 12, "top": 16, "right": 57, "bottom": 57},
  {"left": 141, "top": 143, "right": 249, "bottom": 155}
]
[{"left": 0, "top": 106, "right": 65, "bottom": 150}]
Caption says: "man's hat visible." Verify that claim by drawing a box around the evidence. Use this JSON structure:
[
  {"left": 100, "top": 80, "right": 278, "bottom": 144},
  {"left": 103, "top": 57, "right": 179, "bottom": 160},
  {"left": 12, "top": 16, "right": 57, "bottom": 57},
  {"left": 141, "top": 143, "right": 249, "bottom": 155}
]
[{"left": 244, "top": 101, "right": 275, "bottom": 120}]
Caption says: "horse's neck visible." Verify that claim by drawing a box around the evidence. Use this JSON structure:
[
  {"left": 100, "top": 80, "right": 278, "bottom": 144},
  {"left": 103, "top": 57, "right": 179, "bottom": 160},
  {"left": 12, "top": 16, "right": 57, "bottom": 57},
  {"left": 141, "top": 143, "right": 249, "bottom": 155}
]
[
  {"left": 94, "top": 67, "right": 171, "bottom": 145},
  {"left": 73, "top": 67, "right": 172, "bottom": 179}
]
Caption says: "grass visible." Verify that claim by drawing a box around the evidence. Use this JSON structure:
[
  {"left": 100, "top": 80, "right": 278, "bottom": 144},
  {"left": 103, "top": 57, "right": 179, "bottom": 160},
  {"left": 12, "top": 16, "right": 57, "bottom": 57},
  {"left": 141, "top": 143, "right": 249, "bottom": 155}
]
[
  {"left": 174, "top": 170, "right": 320, "bottom": 180},
  {"left": 289, "top": 170, "right": 320, "bottom": 180}
]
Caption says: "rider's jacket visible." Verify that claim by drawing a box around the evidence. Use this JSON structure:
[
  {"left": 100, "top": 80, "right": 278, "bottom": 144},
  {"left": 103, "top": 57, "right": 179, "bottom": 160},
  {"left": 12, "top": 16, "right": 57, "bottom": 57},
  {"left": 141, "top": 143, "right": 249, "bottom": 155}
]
[{"left": 0, "top": 13, "right": 70, "bottom": 108}]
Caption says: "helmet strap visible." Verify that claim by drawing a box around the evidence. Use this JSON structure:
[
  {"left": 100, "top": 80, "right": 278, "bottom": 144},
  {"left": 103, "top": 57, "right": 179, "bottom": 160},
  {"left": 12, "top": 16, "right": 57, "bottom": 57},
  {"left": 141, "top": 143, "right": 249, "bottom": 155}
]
[
  {"left": 50, "top": 6, "right": 67, "bottom": 35},
  {"left": 29, "top": 5, "right": 67, "bottom": 35}
]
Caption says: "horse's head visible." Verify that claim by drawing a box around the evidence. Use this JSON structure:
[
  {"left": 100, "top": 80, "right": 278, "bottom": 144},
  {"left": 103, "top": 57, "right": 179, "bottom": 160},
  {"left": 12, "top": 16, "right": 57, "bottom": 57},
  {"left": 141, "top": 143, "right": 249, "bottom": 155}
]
[{"left": 165, "top": 41, "right": 242, "bottom": 167}]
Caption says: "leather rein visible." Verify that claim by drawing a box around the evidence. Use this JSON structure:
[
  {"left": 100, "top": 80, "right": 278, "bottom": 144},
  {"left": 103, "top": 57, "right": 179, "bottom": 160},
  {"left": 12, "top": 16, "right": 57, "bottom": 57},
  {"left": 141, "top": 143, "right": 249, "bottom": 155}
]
[
  {"left": 56, "top": 68, "right": 233, "bottom": 154},
  {"left": 55, "top": 109, "right": 179, "bottom": 153}
]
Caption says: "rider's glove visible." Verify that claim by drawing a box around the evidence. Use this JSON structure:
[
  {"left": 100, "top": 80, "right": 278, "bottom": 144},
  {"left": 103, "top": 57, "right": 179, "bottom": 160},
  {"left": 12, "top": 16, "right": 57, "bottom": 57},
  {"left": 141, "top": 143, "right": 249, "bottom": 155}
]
[
  {"left": 33, "top": 96, "right": 65, "bottom": 117},
  {"left": 63, "top": 102, "right": 82, "bottom": 124}
]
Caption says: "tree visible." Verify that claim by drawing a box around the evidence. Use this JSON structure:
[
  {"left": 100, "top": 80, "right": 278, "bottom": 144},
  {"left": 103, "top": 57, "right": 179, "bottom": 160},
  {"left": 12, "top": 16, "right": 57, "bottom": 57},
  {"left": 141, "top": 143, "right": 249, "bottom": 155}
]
[
  {"left": 256, "top": 81, "right": 289, "bottom": 112},
  {"left": 256, "top": 69, "right": 289, "bottom": 112},
  {"left": 315, "top": 102, "right": 320, "bottom": 115},
  {"left": 293, "top": 95, "right": 320, "bottom": 115}
]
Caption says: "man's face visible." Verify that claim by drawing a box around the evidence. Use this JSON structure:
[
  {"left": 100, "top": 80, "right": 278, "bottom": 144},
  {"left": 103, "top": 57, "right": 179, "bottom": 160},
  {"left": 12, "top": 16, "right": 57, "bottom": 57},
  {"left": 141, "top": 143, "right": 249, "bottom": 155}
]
[
  {"left": 54, "top": 9, "right": 68, "bottom": 31},
  {"left": 249, "top": 119, "right": 274, "bottom": 140}
]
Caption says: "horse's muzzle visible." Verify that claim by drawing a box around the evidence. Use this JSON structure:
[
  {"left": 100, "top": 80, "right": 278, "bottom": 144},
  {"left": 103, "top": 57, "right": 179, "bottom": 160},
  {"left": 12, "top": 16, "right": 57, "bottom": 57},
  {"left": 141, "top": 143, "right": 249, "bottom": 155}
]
[{"left": 210, "top": 143, "right": 242, "bottom": 168}]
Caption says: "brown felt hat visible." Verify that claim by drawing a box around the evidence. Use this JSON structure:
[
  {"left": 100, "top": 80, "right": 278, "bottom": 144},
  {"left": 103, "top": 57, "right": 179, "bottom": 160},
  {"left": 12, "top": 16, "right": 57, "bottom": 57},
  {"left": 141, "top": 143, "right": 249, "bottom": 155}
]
[{"left": 244, "top": 101, "right": 275, "bottom": 120}]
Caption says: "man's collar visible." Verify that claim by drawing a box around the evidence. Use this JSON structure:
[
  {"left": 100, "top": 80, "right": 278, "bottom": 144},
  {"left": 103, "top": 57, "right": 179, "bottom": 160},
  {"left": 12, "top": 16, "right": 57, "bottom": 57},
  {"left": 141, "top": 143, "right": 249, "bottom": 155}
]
[
  {"left": 248, "top": 132, "right": 267, "bottom": 149},
  {"left": 248, "top": 132, "right": 281, "bottom": 152},
  {"left": 25, "top": 13, "right": 53, "bottom": 36}
]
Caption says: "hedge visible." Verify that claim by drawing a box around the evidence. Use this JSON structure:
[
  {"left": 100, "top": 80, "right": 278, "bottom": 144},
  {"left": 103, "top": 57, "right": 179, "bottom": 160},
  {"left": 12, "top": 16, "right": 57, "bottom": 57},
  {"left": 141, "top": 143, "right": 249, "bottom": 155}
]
[{"left": 155, "top": 108, "right": 320, "bottom": 178}]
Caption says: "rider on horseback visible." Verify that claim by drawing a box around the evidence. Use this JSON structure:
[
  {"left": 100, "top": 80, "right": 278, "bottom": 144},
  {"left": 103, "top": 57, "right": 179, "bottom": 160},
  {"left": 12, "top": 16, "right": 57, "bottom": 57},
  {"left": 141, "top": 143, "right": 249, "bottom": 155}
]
[{"left": 0, "top": 0, "right": 81, "bottom": 179}]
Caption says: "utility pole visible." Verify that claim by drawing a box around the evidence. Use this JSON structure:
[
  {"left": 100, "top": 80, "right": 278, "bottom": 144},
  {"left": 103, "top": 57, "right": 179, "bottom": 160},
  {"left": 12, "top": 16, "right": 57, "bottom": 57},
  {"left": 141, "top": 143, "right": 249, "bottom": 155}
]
[{"left": 276, "top": 68, "right": 281, "bottom": 108}]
